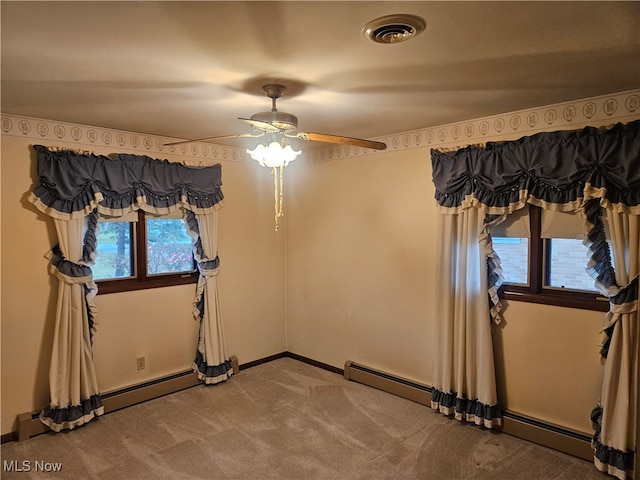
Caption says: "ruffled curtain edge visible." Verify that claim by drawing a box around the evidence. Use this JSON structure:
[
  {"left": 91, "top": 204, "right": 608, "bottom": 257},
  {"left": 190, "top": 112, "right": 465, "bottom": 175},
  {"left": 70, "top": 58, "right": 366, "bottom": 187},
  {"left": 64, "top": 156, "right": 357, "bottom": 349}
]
[
  {"left": 40, "top": 395, "right": 104, "bottom": 433},
  {"left": 192, "top": 351, "right": 234, "bottom": 385},
  {"left": 483, "top": 213, "right": 507, "bottom": 325},
  {"left": 591, "top": 404, "right": 635, "bottom": 480},
  {"left": 28, "top": 189, "right": 224, "bottom": 221},
  {"left": 431, "top": 388, "right": 503, "bottom": 429},
  {"left": 437, "top": 187, "right": 640, "bottom": 217}
]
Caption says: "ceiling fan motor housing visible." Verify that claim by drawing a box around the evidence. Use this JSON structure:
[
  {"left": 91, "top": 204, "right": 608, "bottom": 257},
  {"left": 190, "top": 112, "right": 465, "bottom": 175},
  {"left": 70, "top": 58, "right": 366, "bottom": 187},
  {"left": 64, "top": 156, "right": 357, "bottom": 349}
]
[{"left": 250, "top": 111, "right": 299, "bottom": 131}]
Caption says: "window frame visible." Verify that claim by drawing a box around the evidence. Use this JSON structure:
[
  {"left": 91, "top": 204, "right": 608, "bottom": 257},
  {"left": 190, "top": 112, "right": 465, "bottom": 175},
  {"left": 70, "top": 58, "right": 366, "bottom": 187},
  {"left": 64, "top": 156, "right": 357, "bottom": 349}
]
[
  {"left": 498, "top": 205, "right": 609, "bottom": 312},
  {"left": 96, "top": 210, "right": 198, "bottom": 295}
]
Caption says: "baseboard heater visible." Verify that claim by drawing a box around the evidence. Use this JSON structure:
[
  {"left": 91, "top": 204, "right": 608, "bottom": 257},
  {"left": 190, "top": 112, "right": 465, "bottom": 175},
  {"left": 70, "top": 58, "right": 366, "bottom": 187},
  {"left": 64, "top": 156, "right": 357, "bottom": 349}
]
[
  {"left": 344, "top": 360, "right": 593, "bottom": 462},
  {"left": 14, "top": 356, "right": 239, "bottom": 443}
]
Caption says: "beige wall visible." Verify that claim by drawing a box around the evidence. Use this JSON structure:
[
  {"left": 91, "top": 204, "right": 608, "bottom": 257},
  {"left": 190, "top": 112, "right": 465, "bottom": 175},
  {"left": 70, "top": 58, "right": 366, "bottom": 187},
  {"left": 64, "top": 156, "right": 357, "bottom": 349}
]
[
  {"left": 493, "top": 301, "right": 603, "bottom": 431},
  {"left": 1, "top": 135, "right": 286, "bottom": 435},
  {"left": 285, "top": 148, "right": 436, "bottom": 383}
]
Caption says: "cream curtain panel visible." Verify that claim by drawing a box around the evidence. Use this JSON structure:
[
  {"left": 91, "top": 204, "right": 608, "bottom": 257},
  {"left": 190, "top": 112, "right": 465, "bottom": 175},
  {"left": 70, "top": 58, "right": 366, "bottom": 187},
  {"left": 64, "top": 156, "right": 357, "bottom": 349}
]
[
  {"left": 431, "top": 208, "right": 502, "bottom": 427},
  {"left": 431, "top": 120, "right": 640, "bottom": 479},
  {"left": 39, "top": 214, "right": 102, "bottom": 431},
  {"left": 588, "top": 205, "right": 639, "bottom": 480},
  {"left": 186, "top": 210, "right": 232, "bottom": 383},
  {"left": 28, "top": 145, "right": 230, "bottom": 432}
]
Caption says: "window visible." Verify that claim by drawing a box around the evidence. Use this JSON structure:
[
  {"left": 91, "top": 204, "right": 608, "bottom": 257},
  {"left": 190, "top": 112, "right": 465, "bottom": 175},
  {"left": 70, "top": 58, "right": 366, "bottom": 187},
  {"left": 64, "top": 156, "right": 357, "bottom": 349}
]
[
  {"left": 494, "top": 205, "right": 609, "bottom": 311},
  {"left": 94, "top": 210, "right": 198, "bottom": 294},
  {"left": 546, "top": 238, "right": 601, "bottom": 291},
  {"left": 492, "top": 237, "right": 529, "bottom": 285},
  {"left": 146, "top": 217, "right": 195, "bottom": 275},
  {"left": 93, "top": 219, "right": 133, "bottom": 280}
]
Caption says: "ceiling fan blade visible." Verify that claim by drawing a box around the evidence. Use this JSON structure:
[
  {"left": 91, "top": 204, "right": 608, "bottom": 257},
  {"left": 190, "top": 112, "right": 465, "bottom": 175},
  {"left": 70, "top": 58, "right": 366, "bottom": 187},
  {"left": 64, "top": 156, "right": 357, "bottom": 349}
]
[
  {"left": 164, "top": 132, "right": 264, "bottom": 146},
  {"left": 238, "top": 117, "right": 281, "bottom": 133},
  {"left": 293, "top": 132, "right": 387, "bottom": 150}
]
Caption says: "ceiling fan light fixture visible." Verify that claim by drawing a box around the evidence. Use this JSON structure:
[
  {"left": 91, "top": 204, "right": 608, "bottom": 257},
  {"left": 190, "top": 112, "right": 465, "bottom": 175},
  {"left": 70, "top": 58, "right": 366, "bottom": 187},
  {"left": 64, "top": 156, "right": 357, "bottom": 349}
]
[
  {"left": 362, "top": 14, "right": 426, "bottom": 44},
  {"left": 246, "top": 139, "right": 302, "bottom": 231},
  {"left": 246, "top": 141, "right": 301, "bottom": 168}
]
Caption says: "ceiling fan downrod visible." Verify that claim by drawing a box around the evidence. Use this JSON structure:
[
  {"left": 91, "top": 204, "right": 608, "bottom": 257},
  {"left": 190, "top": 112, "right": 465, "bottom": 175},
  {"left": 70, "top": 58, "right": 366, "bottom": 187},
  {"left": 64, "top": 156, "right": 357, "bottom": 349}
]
[{"left": 262, "top": 84, "right": 286, "bottom": 112}]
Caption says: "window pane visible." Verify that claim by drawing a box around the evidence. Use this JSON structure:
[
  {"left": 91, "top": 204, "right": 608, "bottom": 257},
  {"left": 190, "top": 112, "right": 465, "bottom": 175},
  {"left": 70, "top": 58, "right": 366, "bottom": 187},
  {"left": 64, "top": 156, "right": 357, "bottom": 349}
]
[
  {"left": 94, "top": 222, "right": 133, "bottom": 280},
  {"left": 545, "top": 238, "right": 595, "bottom": 291},
  {"left": 492, "top": 237, "right": 529, "bottom": 285},
  {"left": 146, "top": 218, "right": 194, "bottom": 275}
]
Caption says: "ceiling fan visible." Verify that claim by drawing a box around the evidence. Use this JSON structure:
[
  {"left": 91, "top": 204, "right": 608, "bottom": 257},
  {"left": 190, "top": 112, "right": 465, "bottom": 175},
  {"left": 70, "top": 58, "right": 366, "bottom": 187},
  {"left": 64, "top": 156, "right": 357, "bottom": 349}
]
[{"left": 164, "top": 84, "right": 387, "bottom": 151}]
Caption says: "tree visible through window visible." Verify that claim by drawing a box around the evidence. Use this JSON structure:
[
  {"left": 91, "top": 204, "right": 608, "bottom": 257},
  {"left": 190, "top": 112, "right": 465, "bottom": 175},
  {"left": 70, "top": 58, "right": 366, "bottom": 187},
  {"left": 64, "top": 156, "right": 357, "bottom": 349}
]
[
  {"left": 94, "top": 211, "right": 198, "bottom": 294},
  {"left": 94, "top": 221, "right": 133, "bottom": 280},
  {"left": 146, "top": 218, "right": 194, "bottom": 275}
]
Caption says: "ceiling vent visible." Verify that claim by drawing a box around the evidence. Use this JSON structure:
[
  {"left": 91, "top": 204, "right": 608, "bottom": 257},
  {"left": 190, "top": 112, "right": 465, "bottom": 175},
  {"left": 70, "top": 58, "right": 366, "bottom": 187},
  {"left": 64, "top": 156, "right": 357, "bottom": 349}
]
[{"left": 362, "top": 14, "right": 426, "bottom": 44}]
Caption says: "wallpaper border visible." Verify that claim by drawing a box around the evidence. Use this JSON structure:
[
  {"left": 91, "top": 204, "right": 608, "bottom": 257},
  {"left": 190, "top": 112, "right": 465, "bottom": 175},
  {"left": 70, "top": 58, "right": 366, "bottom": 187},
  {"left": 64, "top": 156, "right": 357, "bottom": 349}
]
[
  {"left": 309, "top": 89, "right": 640, "bottom": 162},
  {"left": 2, "top": 90, "right": 639, "bottom": 163}
]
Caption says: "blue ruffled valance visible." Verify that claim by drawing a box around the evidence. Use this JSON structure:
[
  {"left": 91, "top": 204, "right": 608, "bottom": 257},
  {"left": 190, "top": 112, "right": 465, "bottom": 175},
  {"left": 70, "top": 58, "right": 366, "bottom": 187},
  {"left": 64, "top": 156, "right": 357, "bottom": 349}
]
[
  {"left": 432, "top": 120, "right": 640, "bottom": 213},
  {"left": 29, "top": 145, "right": 224, "bottom": 219}
]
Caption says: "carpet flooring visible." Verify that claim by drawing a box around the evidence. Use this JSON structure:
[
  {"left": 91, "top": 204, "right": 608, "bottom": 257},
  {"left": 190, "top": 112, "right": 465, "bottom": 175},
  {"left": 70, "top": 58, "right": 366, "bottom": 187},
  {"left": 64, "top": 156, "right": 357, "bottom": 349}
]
[{"left": 1, "top": 357, "right": 607, "bottom": 479}]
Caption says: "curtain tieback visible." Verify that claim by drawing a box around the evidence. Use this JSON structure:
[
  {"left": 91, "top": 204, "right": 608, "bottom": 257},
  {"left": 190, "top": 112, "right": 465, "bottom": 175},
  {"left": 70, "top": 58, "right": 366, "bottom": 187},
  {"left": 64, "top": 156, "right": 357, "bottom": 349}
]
[
  {"left": 197, "top": 257, "right": 220, "bottom": 278},
  {"left": 46, "top": 245, "right": 93, "bottom": 284},
  {"left": 598, "top": 276, "right": 638, "bottom": 359},
  {"left": 45, "top": 245, "right": 99, "bottom": 338},
  {"left": 192, "top": 257, "right": 221, "bottom": 322},
  {"left": 607, "top": 275, "right": 638, "bottom": 314}
]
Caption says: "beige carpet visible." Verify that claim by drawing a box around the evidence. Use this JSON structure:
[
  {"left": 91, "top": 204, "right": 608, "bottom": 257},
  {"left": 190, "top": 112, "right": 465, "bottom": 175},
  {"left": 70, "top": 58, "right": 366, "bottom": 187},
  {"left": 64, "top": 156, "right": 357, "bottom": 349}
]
[{"left": 1, "top": 358, "right": 605, "bottom": 479}]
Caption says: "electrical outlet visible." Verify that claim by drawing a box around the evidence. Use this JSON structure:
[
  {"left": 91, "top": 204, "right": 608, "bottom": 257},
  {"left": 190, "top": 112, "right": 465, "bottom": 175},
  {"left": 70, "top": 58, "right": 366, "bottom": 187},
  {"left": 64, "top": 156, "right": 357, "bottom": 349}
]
[{"left": 136, "top": 356, "right": 146, "bottom": 371}]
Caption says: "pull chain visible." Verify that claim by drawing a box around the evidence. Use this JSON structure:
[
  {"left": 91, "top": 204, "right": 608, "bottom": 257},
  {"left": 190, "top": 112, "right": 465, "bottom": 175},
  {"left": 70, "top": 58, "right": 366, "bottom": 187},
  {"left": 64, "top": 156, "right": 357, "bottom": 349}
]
[{"left": 272, "top": 165, "right": 286, "bottom": 231}]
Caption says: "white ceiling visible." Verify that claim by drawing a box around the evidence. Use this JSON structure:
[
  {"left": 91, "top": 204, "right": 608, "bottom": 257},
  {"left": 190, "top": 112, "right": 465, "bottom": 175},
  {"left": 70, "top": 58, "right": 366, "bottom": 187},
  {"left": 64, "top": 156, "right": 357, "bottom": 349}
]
[{"left": 2, "top": 1, "right": 639, "bottom": 149}]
